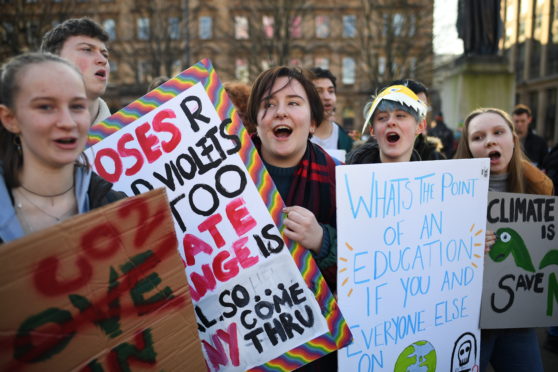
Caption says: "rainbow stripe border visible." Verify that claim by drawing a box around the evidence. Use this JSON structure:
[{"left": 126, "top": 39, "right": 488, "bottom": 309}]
[{"left": 88, "top": 59, "right": 351, "bottom": 370}]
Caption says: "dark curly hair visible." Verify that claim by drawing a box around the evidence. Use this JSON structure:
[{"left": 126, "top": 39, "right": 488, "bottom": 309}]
[{"left": 40, "top": 17, "right": 109, "bottom": 55}]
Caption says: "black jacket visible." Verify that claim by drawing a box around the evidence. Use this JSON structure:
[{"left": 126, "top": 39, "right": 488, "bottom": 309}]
[
  {"left": 346, "top": 142, "right": 422, "bottom": 165},
  {"left": 88, "top": 171, "right": 127, "bottom": 208},
  {"left": 523, "top": 130, "right": 548, "bottom": 168}
]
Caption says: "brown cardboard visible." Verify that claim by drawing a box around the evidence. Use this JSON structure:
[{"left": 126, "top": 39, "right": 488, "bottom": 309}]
[{"left": 0, "top": 189, "right": 206, "bottom": 371}]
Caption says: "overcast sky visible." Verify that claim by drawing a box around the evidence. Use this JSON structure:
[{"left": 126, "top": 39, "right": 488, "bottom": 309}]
[{"left": 434, "top": 0, "right": 464, "bottom": 55}]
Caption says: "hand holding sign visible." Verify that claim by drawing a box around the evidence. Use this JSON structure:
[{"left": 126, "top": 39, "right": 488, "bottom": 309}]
[{"left": 282, "top": 206, "right": 324, "bottom": 253}]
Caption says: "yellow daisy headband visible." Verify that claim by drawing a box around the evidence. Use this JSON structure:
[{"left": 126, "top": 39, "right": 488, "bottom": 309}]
[{"left": 362, "top": 85, "right": 428, "bottom": 133}]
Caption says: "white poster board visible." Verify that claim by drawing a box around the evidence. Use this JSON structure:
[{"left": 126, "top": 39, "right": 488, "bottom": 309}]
[
  {"left": 337, "top": 159, "right": 489, "bottom": 371},
  {"left": 85, "top": 82, "right": 328, "bottom": 371},
  {"left": 481, "top": 191, "right": 558, "bottom": 328}
]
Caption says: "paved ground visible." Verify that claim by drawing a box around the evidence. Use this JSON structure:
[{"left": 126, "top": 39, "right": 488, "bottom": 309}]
[{"left": 485, "top": 328, "right": 558, "bottom": 371}]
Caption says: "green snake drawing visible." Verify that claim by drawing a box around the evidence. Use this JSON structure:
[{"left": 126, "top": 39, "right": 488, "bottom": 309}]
[{"left": 490, "top": 227, "right": 558, "bottom": 272}]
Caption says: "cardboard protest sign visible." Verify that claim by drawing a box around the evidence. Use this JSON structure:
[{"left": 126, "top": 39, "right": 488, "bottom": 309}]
[
  {"left": 481, "top": 191, "right": 558, "bottom": 328},
  {"left": 0, "top": 189, "right": 206, "bottom": 371},
  {"left": 86, "top": 59, "right": 351, "bottom": 371},
  {"left": 336, "top": 159, "right": 489, "bottom": 372}
]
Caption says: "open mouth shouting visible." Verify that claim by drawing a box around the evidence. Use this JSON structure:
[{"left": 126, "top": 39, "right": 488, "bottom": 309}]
[
  {"left": 273, "top": 125, "right": 293, "bottom": 139},
  {"left": 95, "top": 69, "right": 107, "bottom": 79},
  {"left": 488, "top": 150, "right": 501, "bottom": 162},
  {"left": 54, "top": 137, "right": 79, "bottom": 149},
  {"left": 386, "top": 132, "right": 400, "bottom": 143}
]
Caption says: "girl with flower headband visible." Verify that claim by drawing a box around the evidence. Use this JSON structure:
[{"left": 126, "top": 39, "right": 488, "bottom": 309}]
[{"left": 347, "top": 84, "right": 427, "bottom": 164}]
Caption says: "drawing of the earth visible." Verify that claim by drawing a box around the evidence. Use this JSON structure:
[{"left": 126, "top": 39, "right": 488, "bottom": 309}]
[{"left": 394, "top": 340, "right": 436, "bottom": 372}]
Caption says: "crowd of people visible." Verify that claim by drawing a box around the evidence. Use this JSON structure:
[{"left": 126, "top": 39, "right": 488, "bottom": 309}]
[{"left": 1, "top": 16, "right": 557, "bottom": 372}]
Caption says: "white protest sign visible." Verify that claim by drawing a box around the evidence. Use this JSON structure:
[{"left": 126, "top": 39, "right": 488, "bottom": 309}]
[
  {"left": 85, "top": 82, "right": 328, "bottom": 371},
  {"left": 337, "top": 159, "right": 489, "bottom": 371},
  {"left": 481, "top": 191, "right": 558, "bottom": 328}
]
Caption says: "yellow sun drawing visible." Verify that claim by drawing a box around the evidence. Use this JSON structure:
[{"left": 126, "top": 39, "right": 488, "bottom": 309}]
[
  {"left": 339, "top": 242, "right": 354, "bottom": 297},
  {"left": 339, "top": 224, "right": 484, "bottom": 297}
]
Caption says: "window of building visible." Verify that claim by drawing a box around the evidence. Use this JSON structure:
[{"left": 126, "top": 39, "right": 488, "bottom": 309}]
[
  {"left": 103, "top": 19, "right": 116, "bottom": 41},
  {"left": 138, "top": 60, "right": 152, "bottom": 83},
  {"left": 1, "top": 21, "right": 13, "bottom": 42},
  {"left": 172, "top": 59, "right": 183, "bottom": 76},
  {"left": 109, "top": 60, "right": 117, "bottom": 72},
  {"left": 290, "top": 16, "right": 302, "bottom": 38},
  {"left": 408, "top": 14, "right": 416, "bottom": 37},
  {"left": 137, "top": 17, "right": 150, "bottom": 40},
  {"left": 505, "top": 22, "right": 514, "bottom": 43},
  {"left": 408, "top": 57, "right": 417, "bottom": 78},
  {"left": 235, "top": 58, "right": 249, "bottom": 82},
  {"left": 378, "top": 56, "right": 386, "bottom": 75},
  {"left": 342, "top": 57, "right": 355, "bottom": 84},
  {"left": 235, "top": 16, "right": 249, "bottom": 39},
  {"left": 506, "top": 4, "right": 515, "bottom": 21},
  {"left": 315, "top": 16, "right": 330, "bottom": 38},
  {"left": 263, "top": 16, "right": 274, "bottom": 38},
  {"left": 528, "top": 91, "right": 538, "bottom": 120},
  {"left": 342, "top": 107, "right": 355, "bottom": 130},
  {"left": 314, "top": 57, "right": 329, "bottom": 70},
  {"left": 519, "top": 18, "right": 526, "bottom": 36},
  {"left": 545, "top": 88, "right": 557, "bottom": 140},
  {"left": 391, "top": 61, "right": 399, "bottom": 76},
  {"left": 382, "top": 14, "right": 389, "bottom": 37},
  {"left": 26, "top": 20, "right": 38, "bottom": 44},
  {"left": 530, "top": 40, "right": 541, "bottom": 78},
  {"left": 534, "top": 7, "right": 543, "bottom": 38},
  {"left": 519, "top": 0, "right": 527, "bottom": 37},
  {"left": 343, "top": 15, "right": 356, "bottom": 38},
  {"left": 199, "top": 16, "right": 212, "bottom": 40},
  {"left": 393, "top": 13, "right": 404, "bottom": 36},
  {"left": 169, "top": 17, "right": 180, "bottom": 40}
]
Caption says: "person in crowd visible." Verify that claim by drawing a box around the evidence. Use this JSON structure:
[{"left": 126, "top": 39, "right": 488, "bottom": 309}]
[
  {"left": 512, "top": 104, "right": 548, "bottom": 168},
  {"left": 0, "top": 53, "right": 125, "bottom": 244},
  {"left": 147, "top": 75, "right": 169, "bottom": 92},
  {"left": 308, "top": 67, "right": 353, "bottom": 153},
  {"left": 245, "top": 65, "right": 338, "bottom": 371},
  {"left": 224, "top": 81, "right": 253, "bottom": 133},
  {"left": 428, "top": 112, "right": 455, "bottom": 158},
  {"left": 41, "top": 17, "right": 111, "bottom": 126},
  {"left": 359, "top": 79, "right": 445, "bottom": 161},
  {"left": 245, "top": 66, "right": 338, "bottom": 287},
  {"left": 346, "top": 84, "right": 427, "bottom": 164},
  {"left": 454, "top": 107, "right": 552, "bottom": 372}
]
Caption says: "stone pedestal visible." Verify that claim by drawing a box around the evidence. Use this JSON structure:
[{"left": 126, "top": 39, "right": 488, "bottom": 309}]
[{"left": 439, "top": 55, "right": 515, "bottom": 130}]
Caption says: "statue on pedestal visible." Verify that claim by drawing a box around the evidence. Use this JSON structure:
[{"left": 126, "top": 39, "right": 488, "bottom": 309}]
[{"left": 457, "top": 0, "right": 502, "bottom": 55}]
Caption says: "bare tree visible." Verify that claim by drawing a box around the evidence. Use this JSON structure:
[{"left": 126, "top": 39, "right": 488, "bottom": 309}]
[
  {"left": 0, "top": 0, "right": 79, "bottom": 62},
  {"left": 200, "top": 0, "right": 311, "bottom": 81},
  {"left": 113, "top": 0, "right": 189, "bottom": 85},
  {"left": 357, "top": 0, "right": 433, "bottom": 94}
]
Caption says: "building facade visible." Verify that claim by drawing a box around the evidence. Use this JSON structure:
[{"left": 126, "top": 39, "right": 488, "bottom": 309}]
[
  {"left": 0, "top": 0, "right": 434, "bottom": 131},
  {"left": 501, "top": 0, "right": 558, "bottom": 145}
]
